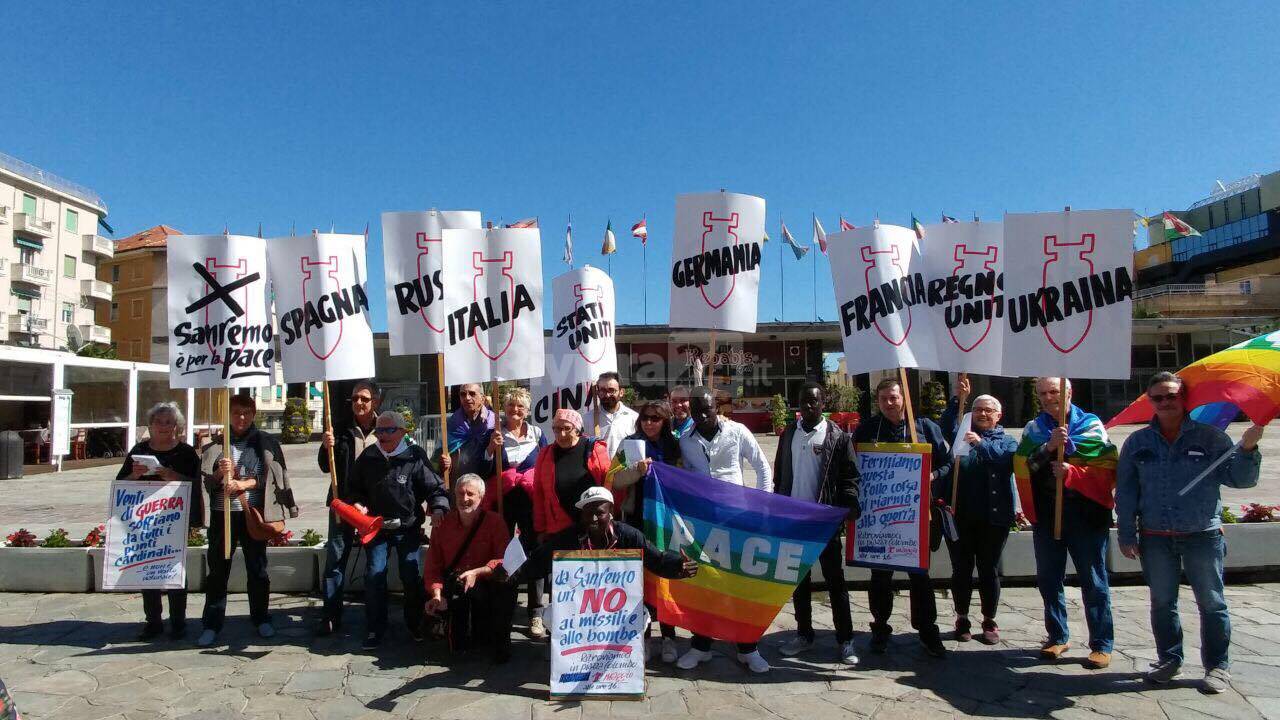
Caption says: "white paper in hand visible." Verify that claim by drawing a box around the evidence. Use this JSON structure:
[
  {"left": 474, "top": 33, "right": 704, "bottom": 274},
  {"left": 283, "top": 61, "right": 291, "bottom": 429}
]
[
  {"left": 621, "top": 439, "right": 647, "bottom": 467},
  {"left": 502, "top": 533, "right": 527, "bottom": 577},
  {"left": 131, "top": 454, "right": 162, "bottom": 472},
  {"left": 952, "top": 413, "right": 973, "bottom": 458}
]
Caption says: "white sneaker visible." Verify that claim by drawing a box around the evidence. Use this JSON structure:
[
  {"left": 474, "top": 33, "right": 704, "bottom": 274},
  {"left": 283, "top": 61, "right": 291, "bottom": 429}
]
[
  {"left": 737, "top": 650, "right": 771, "bottom": 674},
  {"left": 661, "top": 637, "right": 679, "bottom": 663},
  {"left": 257, "top": 623, "right": 276, "bottom": 639},
  {"left": 839, "top": 640, "right": 860, "bottom": 665},
  {"left": 779, "top": 635, "right": 814, "bottom": 657},
  {"left": 528, "top": 615, "right": 548, "bottom": 639},
  {"left": 676, "top": 647, "right": 713, "bottom": 670},
  {"left": 196, "top": 629, "right": 217, "bottom": 647}
]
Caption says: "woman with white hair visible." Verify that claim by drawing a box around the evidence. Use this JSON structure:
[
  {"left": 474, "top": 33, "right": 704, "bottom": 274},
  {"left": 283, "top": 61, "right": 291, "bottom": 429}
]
[
  {"left": 116, "top": 402, "right": 204, "bottom": 640},
  {"left": 938, "top": 375, "right": 1019, "bottom": 645}
]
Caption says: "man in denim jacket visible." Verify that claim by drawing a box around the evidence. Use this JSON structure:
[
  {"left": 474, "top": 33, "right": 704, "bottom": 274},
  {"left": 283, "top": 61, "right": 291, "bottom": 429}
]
[{"left": 1116, "top": 372, "right": 1264, "bottom": 693}]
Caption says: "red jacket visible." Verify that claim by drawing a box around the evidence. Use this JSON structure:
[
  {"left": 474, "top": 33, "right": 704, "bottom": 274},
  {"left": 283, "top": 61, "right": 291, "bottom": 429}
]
[
  {"left": 532, "top": 439, "right": 613, "bottom": 534},
  {"left": 422, "top": 509, "right": 510, "bottom": 593}
]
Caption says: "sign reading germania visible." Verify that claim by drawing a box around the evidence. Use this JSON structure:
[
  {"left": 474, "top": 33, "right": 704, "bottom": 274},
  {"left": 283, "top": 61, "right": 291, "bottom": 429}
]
[{"left": 668, "top": 191, "right": 765, "bottom": 333}]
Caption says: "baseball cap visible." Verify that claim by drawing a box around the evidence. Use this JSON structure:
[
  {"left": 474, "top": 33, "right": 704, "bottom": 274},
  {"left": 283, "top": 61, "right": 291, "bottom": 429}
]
[{"left": 575, "top": 486, "right": 614, "bottom": 509}]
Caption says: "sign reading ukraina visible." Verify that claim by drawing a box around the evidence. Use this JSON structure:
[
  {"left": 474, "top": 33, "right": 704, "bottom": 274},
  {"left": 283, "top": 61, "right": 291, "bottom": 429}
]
[
  {"left": 267, "top": 233, "right": 377, "bottom": 382},
  {"left": 668, "top": 191, "right": 765, "bottom": 333},
  {"left": 439, "top": 228, "right": 545, "bottom": 385},
  {"left": 166, "top": 234, "right": 274, "bottom": 388},
  {"left": 381, "top": 210, "right": 483, "bottom": 356}
]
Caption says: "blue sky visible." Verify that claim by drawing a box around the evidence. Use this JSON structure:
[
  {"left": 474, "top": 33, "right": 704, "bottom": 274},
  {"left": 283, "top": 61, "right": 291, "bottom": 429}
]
[{"left": 4, "top": 1, "right": 1278, "bottom": 331}]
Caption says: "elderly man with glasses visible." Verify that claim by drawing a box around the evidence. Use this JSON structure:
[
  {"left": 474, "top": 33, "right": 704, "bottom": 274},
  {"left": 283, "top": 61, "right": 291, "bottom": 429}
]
[
  {"left": 349, "top": 410, "right": 450, "bottom": 649},
  {"left": 1116, "top": 372, "right": 1264, "bottom": 693}
]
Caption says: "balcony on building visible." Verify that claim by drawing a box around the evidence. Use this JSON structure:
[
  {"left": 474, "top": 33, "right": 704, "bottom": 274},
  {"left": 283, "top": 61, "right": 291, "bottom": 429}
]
[
  {"left": 0, "top": 258, "right": 7, "bottom": 277},
  {"left": 14, "top": 213, "right": 54, "bottom": 239},
  {"left": 11, "top": 263, "right": 54, "bottom": 287},
  {"left": 79, "top": 324, "right": 111, "bottom": 345},
  {"left": 0, "top": 204, "right": 9, "bottom": 225},
  {"left": 80, "top": 278, "right": 113, "bottom": 303},
  {"left": 8, "top": 314, "right": 49, "bottom": 335},
  {"left": 82, "top": 233, "right": 114, "bottom": 258}
]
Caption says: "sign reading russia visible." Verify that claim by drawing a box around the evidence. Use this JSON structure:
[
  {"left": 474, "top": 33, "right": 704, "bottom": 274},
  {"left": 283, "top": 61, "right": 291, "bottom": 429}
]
[
  {"left": 166, "top": 234, "right": 275, "bottom": 388},
  {"left": 381, "top": 210, "right": 483, "bottom": 356},
  {"left": 102, "top": 480, "right": 191, "bottom": 591},
  {"left": 550, "top": 266, "right": 617, "bottom": 385},
  {"left": 440, "top": 228, "right": 545, "bottom": 385},
  {"left": 668, "top": 191, "right": 765, "bottom": 333},
  {"left": 268, "top": 233, "right": 376, "bottom": 383}
]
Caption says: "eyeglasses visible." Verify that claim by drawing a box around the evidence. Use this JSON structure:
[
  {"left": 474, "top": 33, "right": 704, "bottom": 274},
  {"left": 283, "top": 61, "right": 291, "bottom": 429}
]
[
  {"left": 372, "top": 427, "right": 401, "bottom": 435},
  {"left": 1148, "top": 393, "right": 1181, "bottom": 404},
  {"left": 351, "top": 396, "right": 373, "bottom": 404},
  {"left": 641, "top": 415, "right": 663, "bottom": 422}
]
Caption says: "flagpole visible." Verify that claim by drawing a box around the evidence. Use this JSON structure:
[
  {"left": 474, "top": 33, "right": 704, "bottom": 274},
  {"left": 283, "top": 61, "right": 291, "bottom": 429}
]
[
  {"left": 642, "top": 215, "right": 648, "bottom": 324},
  {"left": 811, "top": 234, "right": 818, "bottom": 322},
  {"left": 779, "top": 229, "right": 786, "bottom": 321}
]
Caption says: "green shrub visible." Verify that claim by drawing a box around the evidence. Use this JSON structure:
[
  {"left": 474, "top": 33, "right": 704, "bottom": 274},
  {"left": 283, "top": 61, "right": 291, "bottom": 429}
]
[
  {"left": 281, "top": 397, "right": 313, "bottom": 444},
  {"left": 301, "top": 528, "right": 323, "bottom": 546},
  {"left": 921, "top": 380, "right": 947, "bottom": 421},
  {"left": 41, "top": 528, "right": 73, "bottom": 548},
  {"left": 768, "top": 394, "right": 790, "bottom": 432},
  {"left": 824, "top": 382, "right": 862, "bottom": 414},
  {"left": 393, "top": 402, "right": 418, "bottom": 434},
  {"left": 187, "top": 526, "right": 207, "bottom": 547}
]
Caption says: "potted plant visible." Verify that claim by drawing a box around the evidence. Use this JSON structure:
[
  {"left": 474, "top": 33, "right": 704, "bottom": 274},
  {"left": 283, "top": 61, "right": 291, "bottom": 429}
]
[
  {"left": 0, "top": 528, "right": 92, "bottom": 592},
  {"left": 768, "top": 394, "right": 789, "bottom": 436}
]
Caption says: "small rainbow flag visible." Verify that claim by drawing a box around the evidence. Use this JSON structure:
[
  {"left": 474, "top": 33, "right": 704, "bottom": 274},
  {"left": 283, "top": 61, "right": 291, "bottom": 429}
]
[
  {"left": 643, "top": 463, "right": 848, "bottom": 643},
  {"left": 1108, "top": 328, "right": 1280, "bottom": 429}
]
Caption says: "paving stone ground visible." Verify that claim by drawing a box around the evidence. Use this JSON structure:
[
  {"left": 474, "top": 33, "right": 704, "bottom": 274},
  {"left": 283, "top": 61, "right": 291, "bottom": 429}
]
[{"left": 3, "top": 583, "right": 1280, "bottom": 720}]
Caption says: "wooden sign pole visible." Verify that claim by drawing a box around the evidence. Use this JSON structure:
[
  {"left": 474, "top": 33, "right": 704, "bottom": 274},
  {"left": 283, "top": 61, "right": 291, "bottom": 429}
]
[
  {"left": 322, "top": 381, "right": 338, "bottom": 503},
  {"left": 897, "top": 368, "right": 919, "bottom": 444},
  {"left": 491, "top": 379, "right": 504, "bottom": 516},
  {"left": 437, "top": 356, "right": 450, "bottom": 489},
  {"left": 1054, "top": 377, "right": 1069, "bottom": 540},
  {"left": 222, "top": 388, "right": 232, "bottom": 560}
]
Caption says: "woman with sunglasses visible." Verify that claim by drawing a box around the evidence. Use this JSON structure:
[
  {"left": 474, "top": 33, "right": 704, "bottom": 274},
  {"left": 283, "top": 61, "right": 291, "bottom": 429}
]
[{"left": 605, "top": 399, "right": 683, "bottom": 662}]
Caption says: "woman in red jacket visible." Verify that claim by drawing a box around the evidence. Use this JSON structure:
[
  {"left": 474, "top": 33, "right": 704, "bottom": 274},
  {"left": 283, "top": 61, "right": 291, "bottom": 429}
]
[{"left": 532, "top": 408, "right": 612, "bottom": 538}]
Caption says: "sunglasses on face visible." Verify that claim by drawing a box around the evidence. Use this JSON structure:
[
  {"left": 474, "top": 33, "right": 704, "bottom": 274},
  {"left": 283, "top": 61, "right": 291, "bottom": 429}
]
[
  {"left": 1148, "top": 393, "right": 1181, "bottom": 403},
  {"left": 352, "top": 396, "right": 373, "bottom": 404},
  {"left": 641, "top": 415, "right": 663, "bottom": 422},
  {"left": 373, "top": 427, "right": 401, "bottom": 435}
]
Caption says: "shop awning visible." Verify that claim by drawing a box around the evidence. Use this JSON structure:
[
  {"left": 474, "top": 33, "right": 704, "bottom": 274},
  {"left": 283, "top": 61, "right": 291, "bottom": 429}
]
[
  {"left": 14, "top": 237, "right": 43, "bottom": 251},
  {"left": 10, "top": 286, "right": 40, "bottom": 299}
]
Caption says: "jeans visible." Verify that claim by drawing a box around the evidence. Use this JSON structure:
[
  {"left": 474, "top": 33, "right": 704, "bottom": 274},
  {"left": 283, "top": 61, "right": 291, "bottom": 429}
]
[
  {"left": 365, "top": 528, "right": 424, "bottom": 636},
  {"left": 321, "top": 511, "right": 356, "bottom": 623},
  {"left": 202, "top": 511, "right": 270, "bottom": 632},
  {"left": 792, "top": 537, "right": 854, "bottom": 643},
  {"left": 869, "top": 569, "right": 938, "bottom": 638},
  {"left": 142, "top": 590, "right": 187, "bottom": 630},
  {"left": 440, "top": 580, "right": 516, "bottom": 655},
  {"left": 946, "top": 521, "right": 1011, "bottom": 619},
  {"left": 1140, "top": 530, "right": 1230, "bottom": 670},
  {"left": 1032, "top": 519, "right": 1113, "bottom": 652}
]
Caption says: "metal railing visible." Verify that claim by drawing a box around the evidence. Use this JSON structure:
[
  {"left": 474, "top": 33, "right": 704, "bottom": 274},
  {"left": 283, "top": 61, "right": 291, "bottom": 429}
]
[
  {"left": 413, "top": 415, "right": 443, "bottom": 456},
  {"left": 1135, "top": 282, "right": 1261, "bottom": 300},
  {"left": 12, "top": 263, "right": 53, "bottom": 286},
  {"left": 15, "top": 213, "right": 54, "bottom": 237},
  {"left": 0, "top": 150, "right": 107, "bottom": 210},
  {"left": 8, "top": 315, "right": 49, "bottom": 333}
]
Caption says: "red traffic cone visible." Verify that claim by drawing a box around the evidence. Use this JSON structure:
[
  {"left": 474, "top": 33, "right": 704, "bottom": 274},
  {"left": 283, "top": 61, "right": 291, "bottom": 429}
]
[{"left": 330, "top": 499, "right": 383, "bottom": 545}]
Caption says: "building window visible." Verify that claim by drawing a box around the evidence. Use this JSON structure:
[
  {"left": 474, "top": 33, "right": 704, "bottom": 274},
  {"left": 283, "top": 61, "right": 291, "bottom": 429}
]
[
  {"left": 130, "top": 339, "right": 143, "bottom": 357},
  {"left": 62, "top": 302, "right": 74, "bottom": 324},
  {"left": 63, "top": 254, "right": 76, "bottom": 278},
  {"left": 131, "top": 264, "right": 144, "bottom": 280},
  {"left": 65, "top": 209, "right": 78, "bottom": 233},
  {"left": 110, "top": 302, "right": 119, "bottom": 322},
  {"left": 110, "top": 264, "right": 120, "bottom": 282},
  {"left": 21, "top": 194, "right": 36, "bottom": 216},
  {"left": 130, "top": 298, "right": 143, "bottom": 319},
  {"left": 19, "top": 247, "right": 36, "bottom": 265},
  {"left": 14, "top": 296, "right": 33, "bottom": 314}
]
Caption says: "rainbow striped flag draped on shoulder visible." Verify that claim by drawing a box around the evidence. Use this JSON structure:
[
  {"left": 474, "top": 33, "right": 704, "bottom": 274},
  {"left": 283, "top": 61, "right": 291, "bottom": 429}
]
[
  {"left": 643, "top": 462, "right": 848, "bottom": 643},
  {"left": 1013, "top": 405, "right": 1118, "bottom": 524}
]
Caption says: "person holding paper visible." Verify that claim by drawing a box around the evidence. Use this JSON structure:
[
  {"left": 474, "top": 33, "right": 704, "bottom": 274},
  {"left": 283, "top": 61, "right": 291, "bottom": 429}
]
[
  {"left": 423, "top": 474, "right": 516, "bottom": 663},
  {"left": 1014, "top": 377, "right": 1117, "bottom": 669},
  {"left": 854, "top": 377, "right": 951, "bottom": 659},
  {"left": 316, "top": 379, "right": 381, "bottom": 636},
  {"left": 349, "top": 411, "right": 450, "bottom": 649},
  {"left": 198, "top": 395, "right": 297, "bottom": 648},
  {"left": 676, "top": 386, "right": 774, "bottom": 673},
  {"left": 532, "top": 409, "right": 612, "bottom": 537},
  {"left": 938, "top": 378, "right": 1018, "bottom": 645},
  {"left": 438, "top": 383, "right": 495, "bottom": 480},
  {"left": 118, "top": 402, "right": 203, "bottom": 641},
  {"left": 596, "top": 372, "right": 638, "bottom": 456},
  {"left": 483, "top": 388, "right": 548, "bottom": 638},
  {"left": 605, "top": 399, "right": 683, "bottom": 662},
  {"left": 1116, "top": 372, "right": 1263, "bottom": 693},
  {"left": 773, "top": 383, "right": 861, "bottom": 665}
]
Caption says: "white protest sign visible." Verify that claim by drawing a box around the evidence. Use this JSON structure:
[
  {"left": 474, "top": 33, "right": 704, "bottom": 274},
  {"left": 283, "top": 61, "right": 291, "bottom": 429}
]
[
  {"left": 382, "top": 210, "right": 483, "bottom": 355},
  {"left": 1000, "top": 209, "right": 1135, "bottom": 379},
  {"left": 829, "top": 224, "right": 939, "bottom": 374},
  {"left": 847, "top": 443, "right": 932, "bottom": 573},
  {"left": 530, "top": 340, "right": 597, "bottom": 437},
  {"left": 550, "top": 266, "right": 617, "bottom": 384},
  {"left": 268, "top": 233, "right": 376, "bottom": 383},
  {"left": 102, "top": 480, "right": 191, "bottom": 591},
  {"left": 550, "top": 549, "right": 646, "bottom": 700},
  {"left": 920, "top": 221, "right": 1005, "bottom": 373},
  {"left": 668, "top": 191, "right": 765, "bottom": 333},
  {"left": 440, "top": 228, "right": 545, "bottom": 386},
  {"left": 166, "top": 235, "right": 274, "bottom": 388}
]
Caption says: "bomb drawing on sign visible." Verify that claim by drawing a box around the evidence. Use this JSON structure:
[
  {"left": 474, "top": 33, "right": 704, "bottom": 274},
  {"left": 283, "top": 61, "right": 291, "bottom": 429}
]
[
  {"left": 473, "top": 251, "right": 516, "bottom": 361},
  {"left": 948, "top": 244, "right": 999, "bottom": 352},
  {"left": 572, "top": 284, "right": 607, "bottom": 364},
  {"left": 300, "top": 256, "right": 343, "bottom": 360},
  {"left": 1041, "top": 234, "right": 1094, "bottom": 353},
  {"left": 415, "top": 232, "right": 445, "bottom": 333},
  {"left": 201, "top": 257, "right": 250, "bottom": 358},
  {"left": 700, "top": 212, "right": 739, "bottom": 309},
  {"left": 861, "top": 245, "right": 912, "bottom": 346}
]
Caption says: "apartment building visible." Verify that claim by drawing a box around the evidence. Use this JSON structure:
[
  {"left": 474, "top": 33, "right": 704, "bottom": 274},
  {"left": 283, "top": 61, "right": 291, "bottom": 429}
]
[
  {"left": 97, "top": 225, "right": 182, "bottom": 362},
  {"left": 0, "top": 152, "right": 113, "bottom": 351}
]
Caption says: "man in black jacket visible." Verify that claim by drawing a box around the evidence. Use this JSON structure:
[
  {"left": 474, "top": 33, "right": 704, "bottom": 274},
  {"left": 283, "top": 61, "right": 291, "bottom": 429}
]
[
  {"left": 854, "top": 377, "right": 952, "bottom": 659},
  {"left": 350, "top": 410, "right": 450, "bottom": 649},
  {"left": 316, "top": 380, "right": 380, "bottom": 635},
  {"left": 773, "top": 382, "right": 860, "bottom": 664}
]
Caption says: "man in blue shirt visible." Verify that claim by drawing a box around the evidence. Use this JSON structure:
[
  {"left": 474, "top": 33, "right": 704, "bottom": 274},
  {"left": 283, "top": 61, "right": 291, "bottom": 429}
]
[{"left": 1116, "top": 371, "right": 1264, "bottom": 694}]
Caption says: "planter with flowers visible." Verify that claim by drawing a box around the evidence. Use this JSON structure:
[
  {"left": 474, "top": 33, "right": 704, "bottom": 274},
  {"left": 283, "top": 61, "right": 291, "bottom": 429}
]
[
  {"left": 226, "top": 529, "right": 321, "bottom": 593},
  {"left": 0, "top": 528, "right": 94, "bottom": 592}
]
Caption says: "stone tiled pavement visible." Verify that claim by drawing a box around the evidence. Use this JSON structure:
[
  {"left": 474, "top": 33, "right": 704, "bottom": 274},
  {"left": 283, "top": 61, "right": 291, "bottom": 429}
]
[{"left": 3, "top": 583, "right": 1280, "bottom": 719}]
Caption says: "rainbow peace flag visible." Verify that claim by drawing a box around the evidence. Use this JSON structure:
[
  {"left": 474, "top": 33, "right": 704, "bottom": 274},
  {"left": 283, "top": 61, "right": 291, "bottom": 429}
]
[
  {"left": 1108, "top": 328, "right": 1280, "bottom": 429},
  {"left": 642, "top": 463, "right": 848, "bottom": 644}
]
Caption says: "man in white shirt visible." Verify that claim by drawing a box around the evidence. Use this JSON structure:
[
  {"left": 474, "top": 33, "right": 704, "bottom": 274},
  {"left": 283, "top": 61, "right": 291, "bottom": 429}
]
[
  {"left": 676, "top": 386, "right": 774, "bottom": 673},
  {"left": 594, "top": 371, "right": 638, "bottom": 457}
]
